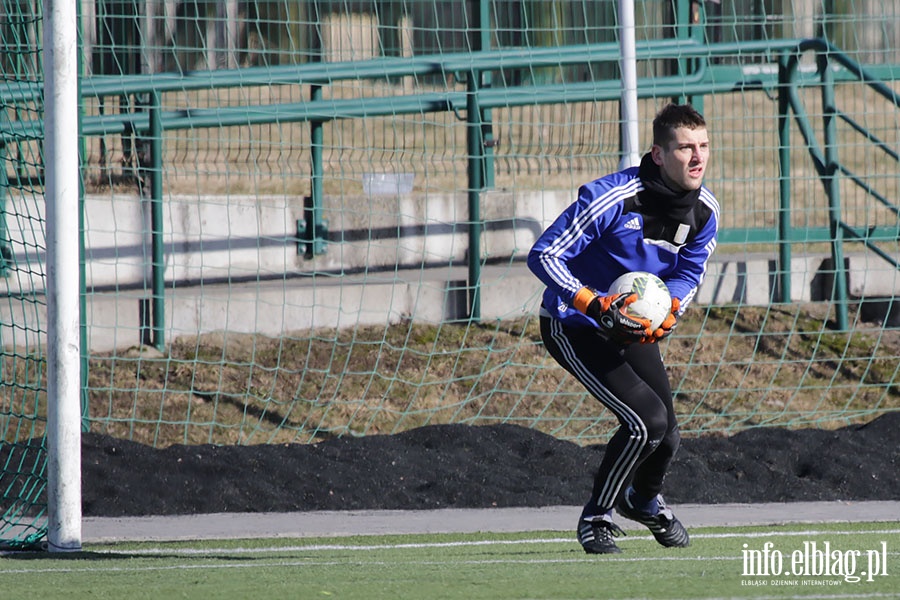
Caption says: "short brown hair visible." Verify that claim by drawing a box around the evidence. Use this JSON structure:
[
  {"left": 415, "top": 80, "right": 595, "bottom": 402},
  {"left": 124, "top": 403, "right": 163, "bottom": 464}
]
[{"left": 652, "top": 103, "right": 706, "bottom": 147}]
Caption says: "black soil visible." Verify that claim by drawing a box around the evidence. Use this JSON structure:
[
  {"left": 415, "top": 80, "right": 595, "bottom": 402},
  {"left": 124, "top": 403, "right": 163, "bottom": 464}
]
[{"left": 80, "top": 413, "right": 900, "bottom": 517}]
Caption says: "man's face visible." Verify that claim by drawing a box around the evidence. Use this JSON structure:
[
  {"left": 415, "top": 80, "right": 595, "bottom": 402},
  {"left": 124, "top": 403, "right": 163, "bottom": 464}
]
[{"left": 651, "top": 126, "right": 709, "bottom": 192}]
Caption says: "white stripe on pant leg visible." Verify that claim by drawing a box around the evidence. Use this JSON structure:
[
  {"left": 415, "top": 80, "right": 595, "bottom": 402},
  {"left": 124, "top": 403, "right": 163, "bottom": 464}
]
[{"left": 548, "top": 319, "right": 648, "bottom": 509}]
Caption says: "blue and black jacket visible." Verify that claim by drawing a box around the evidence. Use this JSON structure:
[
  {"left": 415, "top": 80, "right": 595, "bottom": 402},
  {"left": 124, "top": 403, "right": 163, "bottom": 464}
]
[{"left": 528, "top": 153, "right": 719, "bottom": 329}]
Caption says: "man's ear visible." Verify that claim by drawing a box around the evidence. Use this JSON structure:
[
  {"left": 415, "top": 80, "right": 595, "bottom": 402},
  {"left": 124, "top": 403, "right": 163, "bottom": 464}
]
[{"left": 650, "top": 144, "right": 664, "bottom": 165}]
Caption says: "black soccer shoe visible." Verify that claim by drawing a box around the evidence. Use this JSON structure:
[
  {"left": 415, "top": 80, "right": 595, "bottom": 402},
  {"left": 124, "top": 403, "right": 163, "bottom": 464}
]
[
  {"left": 577, "top": 514, "right": 625, "bottom": 554},
  {"left": 616, "top": 493, "right": 690, "bottom": 548}
]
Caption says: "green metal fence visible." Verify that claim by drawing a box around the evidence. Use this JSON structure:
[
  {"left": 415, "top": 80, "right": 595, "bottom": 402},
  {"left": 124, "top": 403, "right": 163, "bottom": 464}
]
[{"left": 11, "top": 37, "right": 890, "bottom": 335}]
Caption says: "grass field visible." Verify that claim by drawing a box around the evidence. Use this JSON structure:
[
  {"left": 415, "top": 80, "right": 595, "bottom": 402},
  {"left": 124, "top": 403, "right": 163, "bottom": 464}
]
[{"left": 2, "top": 521, "right": 896, "bottom": 599}]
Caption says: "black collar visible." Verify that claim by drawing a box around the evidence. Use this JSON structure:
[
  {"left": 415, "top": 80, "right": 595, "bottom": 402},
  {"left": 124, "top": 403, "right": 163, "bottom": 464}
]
[{"left": 637, "top": 152, "right": 702, "bottom": 221}]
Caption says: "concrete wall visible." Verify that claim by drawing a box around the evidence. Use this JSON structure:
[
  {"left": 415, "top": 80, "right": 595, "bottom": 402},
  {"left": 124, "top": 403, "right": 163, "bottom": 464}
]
[{"left": 2, "top": 191, "right": 898, "bottom": 352}]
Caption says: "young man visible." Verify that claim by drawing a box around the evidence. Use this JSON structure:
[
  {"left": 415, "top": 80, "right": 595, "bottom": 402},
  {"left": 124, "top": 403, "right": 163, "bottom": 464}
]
[{"left": 527, "top": 103, "right": 719, "bottom": 554}]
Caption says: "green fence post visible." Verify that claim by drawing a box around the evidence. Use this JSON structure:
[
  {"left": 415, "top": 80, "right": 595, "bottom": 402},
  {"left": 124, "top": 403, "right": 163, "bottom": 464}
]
[
  {"left": 297, "top": 84, "right": 327, "bottom": 258},
  {"left": 680, "top": 0, "right": 707, "bottom": 114},
  {"left": 0, "top": 143, "right": 9, "bottom": 278},
  {"left": 776, "top": 54, "right": 792, "bottom": 303},
  {"left": 672, "top": 0, "right": 692, "bottom": 106},
  {"left": 149, "top": 91, "right": 166, "bottom": 349},
  {"left": 466, "top": 70, "right": 483, "bottom": 322},
  {"left": 77, "top": 0, "right": 90, "bottom": 429},
  {"left": 477, "top": 0, "right": 495, "bottom": 189},
  {"left": 819, "top": 53, "right": 849, "bottom": 330}
]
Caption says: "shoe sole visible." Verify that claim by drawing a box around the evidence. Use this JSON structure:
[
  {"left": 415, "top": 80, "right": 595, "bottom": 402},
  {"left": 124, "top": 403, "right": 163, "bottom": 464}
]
[{"left": 582, "top": 545, "right": 623, "bottom": 554}]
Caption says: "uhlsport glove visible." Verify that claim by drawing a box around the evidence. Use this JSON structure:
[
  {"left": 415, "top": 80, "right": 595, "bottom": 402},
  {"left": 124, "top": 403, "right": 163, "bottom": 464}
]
[
  {"left": 646, "top": 297, "right": 681, "bottom": 343},
  {"left": 573, "top": 287, "right": 653, "bottom": 344}
]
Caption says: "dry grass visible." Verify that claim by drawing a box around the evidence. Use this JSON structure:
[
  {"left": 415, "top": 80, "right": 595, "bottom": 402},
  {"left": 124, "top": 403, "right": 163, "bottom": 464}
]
[
  {"left": 3, "top": 302, "right": 898, "bottom": 450},
  {"left": 58, "top": 303, "right": 899, "bottom": 448}
]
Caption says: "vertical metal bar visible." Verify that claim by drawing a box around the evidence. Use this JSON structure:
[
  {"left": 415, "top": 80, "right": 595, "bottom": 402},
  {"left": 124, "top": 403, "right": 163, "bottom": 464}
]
[
  {"left": 307, "top": 84, "right": 325, "bottom": 258},
  {"left": 617, "top": 0, "right": 640, "bottom": 169},
  {"left": 776, "top": 54, "right": 792, "bottom": 303},
  {"left": 296, "top": 85, "right": 327, "bottom": 258},
  {"left": 819, "top": 54, "right": 849, "bottom": 330},
  {"left": 0, "top": 144, "right": 8, "bottom": 278},
  {"left": 77, "top": 0, "right": 90, "bottom": 430},
  {"left": 79, "top": 171, "right": 89, "bottom": 430},
  {"left": 13, "top": 0, "right": 32, "bottom": 182},
  {"left": 311, "top": 84, "right": 323, "bottom": 222},
  {"left": 44, "top": 0, "right": 82, "bottom": 552},
  {"left": 477, "top": 0, "right": 495, "bottom": 188},
  {"left": 149, "top": 91, "right": 166, "bottom": 349},
  {"left": 0, "top": 144, "right": 5, "bottom": 391},
  {"left": 672, "top": 0, "right": 691, "bottom": 105},
  {"left": 688, "top": 0, "right": 706, "bottom": 115},
  {"left": 466, "top": 71, "right": 483, "bottom": 322}
]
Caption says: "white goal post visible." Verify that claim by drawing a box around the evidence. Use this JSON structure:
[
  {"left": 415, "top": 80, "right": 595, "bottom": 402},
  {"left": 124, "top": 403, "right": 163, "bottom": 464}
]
[
  {"left": 43, "top": 0, "right": 83, "bottom": 552},
  {"left": 618, "top": 0, "right": 641, "bottom": 169}
]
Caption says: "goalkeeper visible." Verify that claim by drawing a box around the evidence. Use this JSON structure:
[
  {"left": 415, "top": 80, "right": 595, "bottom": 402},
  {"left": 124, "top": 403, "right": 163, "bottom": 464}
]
[{"left": 526, "top": 103, "right": 719, "bottom": 554}]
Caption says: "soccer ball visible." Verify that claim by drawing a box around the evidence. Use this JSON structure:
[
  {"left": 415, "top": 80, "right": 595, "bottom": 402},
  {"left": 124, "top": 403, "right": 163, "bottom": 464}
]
[{"left": 609, "top": 271, "right": 672, "bottom": 329}]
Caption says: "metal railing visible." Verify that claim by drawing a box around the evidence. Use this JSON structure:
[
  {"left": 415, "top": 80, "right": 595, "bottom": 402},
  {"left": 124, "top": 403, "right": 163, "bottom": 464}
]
[
  {"left": 1, "top": 38, "right": 898, "bottom": 342},
  {"left": 778, "top": 39, "right": 900, "bottom": 329}
]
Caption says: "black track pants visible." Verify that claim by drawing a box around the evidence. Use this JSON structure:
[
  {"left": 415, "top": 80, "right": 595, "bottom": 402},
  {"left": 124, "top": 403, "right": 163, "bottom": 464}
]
[{"left": 540, "top": 316, "right": 681, "bottom": 515}]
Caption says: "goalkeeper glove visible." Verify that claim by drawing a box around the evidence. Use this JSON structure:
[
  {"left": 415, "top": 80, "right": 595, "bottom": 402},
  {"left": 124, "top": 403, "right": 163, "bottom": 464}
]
[
  {"left": 646, "top": 298, "right": 681, "bottom": 343},
  {"left": 573, "top": 287, "right": 652, "bottom": 344}
]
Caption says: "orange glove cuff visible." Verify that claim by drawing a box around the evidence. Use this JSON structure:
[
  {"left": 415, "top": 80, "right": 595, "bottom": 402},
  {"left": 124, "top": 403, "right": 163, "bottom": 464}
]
[{"left": 572, "top": 287, "right": 597, "bottom": 315}]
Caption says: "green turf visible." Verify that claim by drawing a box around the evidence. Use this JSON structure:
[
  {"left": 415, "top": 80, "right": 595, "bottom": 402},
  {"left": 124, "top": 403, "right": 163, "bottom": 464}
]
[{"left": 1, "top": 522, "right": 897, "bottom": 599}]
